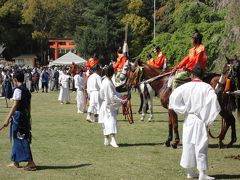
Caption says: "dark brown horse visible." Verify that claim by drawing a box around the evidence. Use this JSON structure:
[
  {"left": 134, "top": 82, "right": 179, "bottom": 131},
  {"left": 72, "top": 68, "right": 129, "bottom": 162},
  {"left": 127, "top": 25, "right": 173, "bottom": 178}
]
[
  {"left": 127, "top": 58, "right": 240, "bottom": 148},
  {"left": 208, "top": 57, "right": 240, "bottom": 147}
]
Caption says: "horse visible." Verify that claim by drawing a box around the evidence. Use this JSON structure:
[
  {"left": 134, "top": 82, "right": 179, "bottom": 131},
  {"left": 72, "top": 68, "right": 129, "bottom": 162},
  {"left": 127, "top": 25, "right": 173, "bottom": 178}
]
[
  {"left": 208, "top": 57, "right": 240, "bottom": 147},
  {"left": 122, "top": 58, "right": 240, "bottom": 148},
  {"left": 103, "top": 62, "right": 134, "bottom": 123},
  {"left": 120, "top": 60, "right": 156, "bottom": 121}
]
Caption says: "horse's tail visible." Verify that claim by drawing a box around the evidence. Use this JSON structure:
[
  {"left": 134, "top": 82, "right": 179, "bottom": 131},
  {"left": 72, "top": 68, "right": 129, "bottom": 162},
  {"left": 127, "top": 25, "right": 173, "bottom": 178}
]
[{"left": 143, "top": 83, "right": 150, "bottom": 100}]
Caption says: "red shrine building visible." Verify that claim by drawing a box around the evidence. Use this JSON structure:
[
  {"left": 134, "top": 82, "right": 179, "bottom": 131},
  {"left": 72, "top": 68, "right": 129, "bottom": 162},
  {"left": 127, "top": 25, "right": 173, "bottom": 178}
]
[{"left": 48, "top": 38, "right": 76, "bottom": 60}]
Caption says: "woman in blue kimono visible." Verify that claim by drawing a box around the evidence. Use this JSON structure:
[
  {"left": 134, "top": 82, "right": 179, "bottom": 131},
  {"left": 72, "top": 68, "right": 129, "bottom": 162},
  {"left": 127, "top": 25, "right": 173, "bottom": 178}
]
[{"left": 3, "top": 70, "right": 36, "bottom": 170}]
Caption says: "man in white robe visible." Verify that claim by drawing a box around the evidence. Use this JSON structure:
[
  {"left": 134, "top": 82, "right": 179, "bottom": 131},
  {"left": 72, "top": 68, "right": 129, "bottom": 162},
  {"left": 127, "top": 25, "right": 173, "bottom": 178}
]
[
  {"left": 169, "top": 64, "right": 220, "bottom": 180},
  {"left": 86, "top": 64, "right": 102, "bottom": 122},
  {"left": 58, "top": 69, "right": 70, "bottom": 104},
  {"left": 74, "top": 70, "right": 87, "bottom": 113},
  {"left": 99, "top": 65, "right": 126, "bottom": 148}
]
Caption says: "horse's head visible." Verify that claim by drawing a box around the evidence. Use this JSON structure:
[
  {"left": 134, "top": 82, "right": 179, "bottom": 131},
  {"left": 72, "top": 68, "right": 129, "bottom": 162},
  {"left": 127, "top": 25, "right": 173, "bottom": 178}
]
[
  {"left": 129, "top": 65, "right": 144, "bottom": 88},
  {"left": 120, "top": 60, "right": 134, "bottom": 81},
  {"left": 216, "top": 56, "right": 240, "bottom": 94},
  {"left": 224, "top": 56, "right": 240, "bottom": 81}
]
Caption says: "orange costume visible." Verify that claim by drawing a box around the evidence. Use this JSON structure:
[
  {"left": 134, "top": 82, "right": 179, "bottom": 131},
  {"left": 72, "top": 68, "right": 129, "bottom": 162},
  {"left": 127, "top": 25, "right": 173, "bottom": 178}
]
[
  {"left": 173, "top": 44, "right": 207, "bottom": 71},
  {"left": 147, "top": 58, "right": 155, "bottom": 66},
  {"left": 113, "top": 54, "right": 127, "bottom": 71},
  {"left": 85, "top": 57, "right": 99, "bottom": 70},
  {"left": 154, "top": 52, "right": 167, "bottom": 69}
]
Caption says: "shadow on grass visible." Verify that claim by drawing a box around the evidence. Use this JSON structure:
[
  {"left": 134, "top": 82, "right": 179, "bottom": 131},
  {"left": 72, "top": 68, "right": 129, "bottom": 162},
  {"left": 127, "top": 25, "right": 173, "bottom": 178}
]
[
  {"left": 208, "top": 144, "right": 240, "bottom": 148},
  {"left": 0, "top": 111, "right": 9, "bottom": 113},
  {"left": 119, "top": 142, "right": 164, "bottom": 147},
  {"left": 36, "top": 163, "right": 92, "bottom": 171},
  {"left": 213, "top": 174, "right": 240, "bottom": 179}
]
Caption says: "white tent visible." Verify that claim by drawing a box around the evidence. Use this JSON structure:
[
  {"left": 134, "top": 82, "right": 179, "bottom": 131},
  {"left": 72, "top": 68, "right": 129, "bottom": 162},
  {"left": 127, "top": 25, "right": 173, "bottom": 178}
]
[{"left": 51, "top": 51, "right": 86, "bottom": 65}]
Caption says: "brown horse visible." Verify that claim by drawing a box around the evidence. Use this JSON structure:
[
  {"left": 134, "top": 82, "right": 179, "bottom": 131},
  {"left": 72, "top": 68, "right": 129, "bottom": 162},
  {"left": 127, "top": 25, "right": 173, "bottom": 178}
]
[
  {"left": 208, "top": 57, "right": 240, "bottom": 147},
  {"left": 127, "top": 58, "right": 240, "bottom": 148}
]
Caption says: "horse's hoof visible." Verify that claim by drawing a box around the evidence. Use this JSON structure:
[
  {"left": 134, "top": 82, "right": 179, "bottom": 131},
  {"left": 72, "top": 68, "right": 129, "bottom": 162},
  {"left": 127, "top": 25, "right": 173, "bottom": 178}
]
[
  {"left": 227, "top": 143, "right": 233, "bottom": 148},
  {"left": 227, "top": 141, "right": 236, "bottom": 148},
  {"left": 171, "top": 143, "right": 178, "bottom": 149},
  {"left": 165, "top": 141, "right": 171, "bottom": 147},
  {"left": 219, "top": 142, "right": 225, "bottom": 149}
]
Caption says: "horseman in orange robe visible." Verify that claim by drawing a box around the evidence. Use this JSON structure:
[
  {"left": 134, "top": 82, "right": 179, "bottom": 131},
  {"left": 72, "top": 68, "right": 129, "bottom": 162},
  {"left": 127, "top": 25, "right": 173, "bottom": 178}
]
[
  {"left": 113, "top": 48, "right": 127, "bottom": 72},
  {"left": 152, "top": 45, "right": 167, "bottom": 70},
  {"left": 172, "top": 30, "right": 208, "bottom": 90},
  {"left": 146, "top": 53, "right": 155, "bottom": 66},
  {"left": 85, "top": 54, "right": 99, "bottom": 77},
  {"left": 113, "top": 48, "right": 127, "bottom": 83}
]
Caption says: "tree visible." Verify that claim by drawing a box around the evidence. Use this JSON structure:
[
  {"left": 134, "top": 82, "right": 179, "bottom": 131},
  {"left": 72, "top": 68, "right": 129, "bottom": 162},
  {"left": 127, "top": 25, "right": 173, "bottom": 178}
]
[
  {"left": 0, "top": 0, "right": 34, "bottom": 59},
  {"left": 74, "top": 0, "right": 126, "bottom": 64},
  {"left": 138, "top": 0, "right": 225, "bottom": 71},
  {"left": 22, "top": 0, "right": 73, "bottom": 64},
  {"left": 121, "top": 0, "right": 151, "bottom": 57}
]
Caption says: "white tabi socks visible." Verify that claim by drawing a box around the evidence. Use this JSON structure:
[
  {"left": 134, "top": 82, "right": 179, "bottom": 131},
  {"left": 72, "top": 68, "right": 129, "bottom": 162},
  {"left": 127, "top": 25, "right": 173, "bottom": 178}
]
[
  {"left": 110, "top": 135, "right": 119, "bottom": 148},
  {"left": 199, "top": 171, "right": 215, "bottom": 180},
  {"left": 187, "top": 168, "right": 198, "bottom": 179},
  {"left": 104, "top": 136, "right": 110, "bottom": 146}
]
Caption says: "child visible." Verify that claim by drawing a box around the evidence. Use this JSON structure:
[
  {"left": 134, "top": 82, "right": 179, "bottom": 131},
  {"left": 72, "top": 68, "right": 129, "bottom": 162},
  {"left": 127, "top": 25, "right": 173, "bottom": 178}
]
[{"left": 3, "top": 70, "right": 36, "bottom": 170}]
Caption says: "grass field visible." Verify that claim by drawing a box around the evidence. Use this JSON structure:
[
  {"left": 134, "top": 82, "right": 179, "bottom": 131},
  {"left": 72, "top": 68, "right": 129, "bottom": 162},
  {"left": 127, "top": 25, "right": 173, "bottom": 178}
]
[{"left": 0, "top": 90, "right": 240, "bottom": 180}]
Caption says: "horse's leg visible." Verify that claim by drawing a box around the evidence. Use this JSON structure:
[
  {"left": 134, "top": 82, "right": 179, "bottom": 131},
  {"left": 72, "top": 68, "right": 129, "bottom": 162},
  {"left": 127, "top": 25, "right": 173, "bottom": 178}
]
[
  {"left": 138, "top": 92, "right": 144, "bottom": 114},
  {"left": 225, "top": 113, "right": 237, "bottom": 148},
  {"left": 147, "top": 94, "right": 153, "bottom": 122},
  {"left": 169, "top": 109, "right": 179, "bottom": 149},
  {"left": 159, "top": 88, "right": 174, "bottom": 147},
  {"left": 218, "top": 111, "right": 234, "bottom": 148},
  {"left": 165, "top": 110, "right": 173, "bottom": 147},
  {"left": 141, "top": 95, "right": 146, "bottom": 121}
]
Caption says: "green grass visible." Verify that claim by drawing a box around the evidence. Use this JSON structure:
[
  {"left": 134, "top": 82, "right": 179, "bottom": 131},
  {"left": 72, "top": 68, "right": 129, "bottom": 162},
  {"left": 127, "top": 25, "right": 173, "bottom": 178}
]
[{"left": 0, "top": 91, "right": 239, "bottom": 180}]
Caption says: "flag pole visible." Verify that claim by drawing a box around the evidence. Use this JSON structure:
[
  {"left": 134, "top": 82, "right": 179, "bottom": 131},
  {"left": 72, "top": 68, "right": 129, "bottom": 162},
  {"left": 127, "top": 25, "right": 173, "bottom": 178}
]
[{"left": 153, "top": 0, "right": 156, "bottom": 43}]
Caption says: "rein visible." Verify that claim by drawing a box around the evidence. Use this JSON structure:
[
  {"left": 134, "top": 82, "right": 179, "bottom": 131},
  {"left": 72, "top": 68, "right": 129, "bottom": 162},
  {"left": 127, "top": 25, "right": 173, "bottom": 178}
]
[{"left": 142, "top": 72, "right": 172, "bottom": 84}]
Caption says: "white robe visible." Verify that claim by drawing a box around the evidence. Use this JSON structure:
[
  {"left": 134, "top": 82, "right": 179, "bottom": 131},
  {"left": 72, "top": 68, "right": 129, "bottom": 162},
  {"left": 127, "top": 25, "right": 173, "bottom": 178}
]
[
  {"left": 99, "top": 77, "right": 122, "bottom": 135},
  {"left": 169, "top": 80, "right": 220, "bottom": 171},
  {"left": 58, "top": 74, "right": 70, "bottom": 103},
  {"left": 74, "top": 74, "right": 86, "bottom": 111},
  {"left": 87, "top": 73, "right": 102, "bottom": 115}
]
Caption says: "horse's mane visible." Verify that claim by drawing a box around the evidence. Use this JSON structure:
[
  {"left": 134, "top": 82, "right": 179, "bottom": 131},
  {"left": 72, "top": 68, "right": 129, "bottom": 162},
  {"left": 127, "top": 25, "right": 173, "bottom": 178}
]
[{"left": 202, "top": 72, "right": 220, "bottom": 84}]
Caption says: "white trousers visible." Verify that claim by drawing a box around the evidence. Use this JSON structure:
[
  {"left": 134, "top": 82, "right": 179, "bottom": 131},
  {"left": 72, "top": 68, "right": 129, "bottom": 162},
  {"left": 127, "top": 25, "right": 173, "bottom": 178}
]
[
  {"left": 76, "top": 90, "right": 86, "bottom": 111},
  {"left": 180, "top": 142, "right": 208, "bottom": 171},
  {"left": 87, "top": 91, "right": 100, "bottom": 114}
]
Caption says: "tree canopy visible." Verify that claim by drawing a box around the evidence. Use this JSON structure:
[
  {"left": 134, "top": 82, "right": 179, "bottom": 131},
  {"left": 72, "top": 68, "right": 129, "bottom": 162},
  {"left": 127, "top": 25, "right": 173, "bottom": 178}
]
[{"left": 0, "top": 0, "right": 239, "bottom": 69}]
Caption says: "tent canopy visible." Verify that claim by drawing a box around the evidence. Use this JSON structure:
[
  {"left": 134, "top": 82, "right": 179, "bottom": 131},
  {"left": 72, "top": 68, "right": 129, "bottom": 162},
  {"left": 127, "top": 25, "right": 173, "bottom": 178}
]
[{"left": 51, "top": 52, "right": 86, "bottom": 65}]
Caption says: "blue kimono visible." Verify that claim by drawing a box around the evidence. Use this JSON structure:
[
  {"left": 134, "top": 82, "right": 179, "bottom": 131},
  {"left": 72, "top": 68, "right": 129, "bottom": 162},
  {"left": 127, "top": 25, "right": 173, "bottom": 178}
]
[{"left": 10, "top": 85, "right": 33, "bottom": 162}]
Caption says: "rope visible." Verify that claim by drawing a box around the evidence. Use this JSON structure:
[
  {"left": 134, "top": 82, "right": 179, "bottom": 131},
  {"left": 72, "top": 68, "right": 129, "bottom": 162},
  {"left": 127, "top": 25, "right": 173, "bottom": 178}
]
[{"left": 142, "top": 72, "right": 171, "bottom": 84}]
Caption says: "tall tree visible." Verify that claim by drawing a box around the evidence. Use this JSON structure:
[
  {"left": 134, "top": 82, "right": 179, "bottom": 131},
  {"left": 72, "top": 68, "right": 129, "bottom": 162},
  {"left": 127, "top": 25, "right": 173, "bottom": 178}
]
[
  {"left": 0, "top": 0, "right": 34, "bottom": 59},
  {"left": 121, "top": 0, "right": 152, "bottom": 57},
  {"left": 22, "top": 0, "right": 73, "bottom": 64},
  {"left": 74, "top": 0, "right": 126, "bottom": 64}
]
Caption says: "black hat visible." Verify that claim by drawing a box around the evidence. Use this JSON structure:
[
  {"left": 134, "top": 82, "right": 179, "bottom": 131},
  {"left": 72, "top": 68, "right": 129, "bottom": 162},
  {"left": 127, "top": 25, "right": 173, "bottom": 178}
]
[
  {"left": 191, "top": 63, "right": 203, "bottom": 77},
  {"left": 105, "top": 65, "right": 114, "bottom": 77},
  {"left": 92, "top": 64, "right": 100, "bottom": 71},
  {"left": 192, "top": 30, "right": 203, "bottom": 44},
  {"left": 153, "top": 44, "right": 160, "bottom": 51}
]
